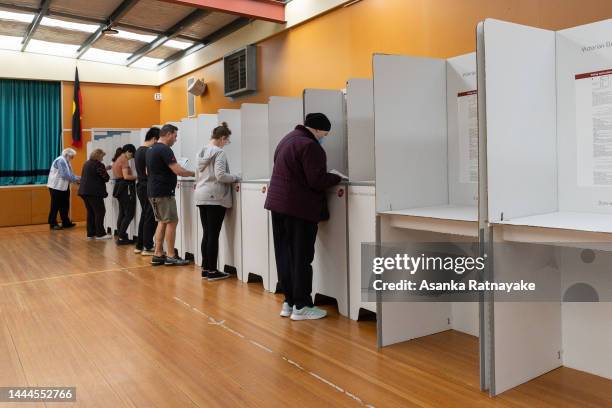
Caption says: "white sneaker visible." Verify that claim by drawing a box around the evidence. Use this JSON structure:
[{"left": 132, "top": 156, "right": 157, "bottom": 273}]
[
  {"left": 134, "top": 248, "right": 142, "bottom": 254},
  {"left": 95, "top": 234, "right": 112, "bottom": 240},
  {"left": 280, "top": 302, "right": 292, "bottom": 318},
  {"left": 86, "top": 236, "right": 95, "bottom": 241},
  {"left": 290, "top": 306, "right": 327, "bottom": 321}
]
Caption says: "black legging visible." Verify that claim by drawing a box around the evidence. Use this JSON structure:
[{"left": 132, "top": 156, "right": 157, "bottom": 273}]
[
  {"left": 48, "top": 188, "right": 71, "bottom": 226},
  {"left": 198, "top": 205, "right": 227, "bottom": 271},
  {"left": 81, "top": 195, "right": 106, "bottom": 237},
  {"left": 115, "top": 180, "right": 136, "bottom": 240}
]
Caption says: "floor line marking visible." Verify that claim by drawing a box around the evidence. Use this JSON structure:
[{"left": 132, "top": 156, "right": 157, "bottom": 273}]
[
  {"left": 171, "top": 296, "right": 375, "bottom": 407},
  {"left": 249, "top": 340, "right": 273, "bottom": 353},
  {"left": 0, "top": 266, "right": 148, "bottom": 288},
  {"left": 0, "top": 264, "right": 156, "bottom": 288}
]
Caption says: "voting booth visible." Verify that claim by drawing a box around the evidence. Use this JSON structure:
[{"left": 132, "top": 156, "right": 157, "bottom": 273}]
[
  {"left": 175, "top": 118, "right": 197, "bottom": 259},
  {"left": 345, "top": 78, "right": 377, "bottom": 320},
  {"left": 373, "top": 53, "right": 481, "bottom": 373},
  {"left": 478, "top": 18, "right": 612, "bottom": 395},
  {"left": 194, "top": 114, "right": 219, "bottom": 268},
  {"left": 217, "top": 109, "right": 243, "bottom": 278},
  {"left": 303, "top": 88, "right": 349, "bottom": 316},
  {"left": 267, "top": 96, "right": 304, "bottom": 293},
  {"left": 240, "top": 103, "right": 272, "bottom": 289}
]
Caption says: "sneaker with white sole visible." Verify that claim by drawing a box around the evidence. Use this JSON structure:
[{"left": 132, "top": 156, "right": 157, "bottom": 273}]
[
  {"left": 280, "top": 302, "right": 292, "bottom": 318},
  {"left": 290, "top": 306, "right": 327, "bottom": 321},
  {"left": 207, "top": 270, "right": 230, "bottom": 281},
  {"left": 151, "top": 255, "right": 166, "bottom": 266},
  {"left": 165, "top": 256, "right": 190, "bottom": 266},
  {"left": 134, "top": 248, "right": 142, "bottom": 254},
  {"left": 95, "top": 234, "right": 113, "bottom": 240},
  {"left": 141, "top": 248, "right": 155, "bottom": 256}
]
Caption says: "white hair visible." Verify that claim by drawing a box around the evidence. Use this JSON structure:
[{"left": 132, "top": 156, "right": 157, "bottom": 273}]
[{"left": 62, "top": 148, "right": 77, "bottom": 158}]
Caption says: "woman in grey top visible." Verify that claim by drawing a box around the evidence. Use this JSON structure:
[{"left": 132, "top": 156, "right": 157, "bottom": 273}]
[{"left": 194, "top": 122, "right": 241, "bottom": 281}]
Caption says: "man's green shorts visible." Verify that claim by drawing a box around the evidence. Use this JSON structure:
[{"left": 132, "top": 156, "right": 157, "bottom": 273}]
[{"left": 149, "top": 196, "right": 178, "bottom": 223}]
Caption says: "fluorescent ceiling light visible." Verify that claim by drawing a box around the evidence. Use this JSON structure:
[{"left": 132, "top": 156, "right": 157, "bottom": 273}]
[
  {"left": 26, "top": 39, "right": 79, "bottom": 58},
  {"left": 165, "top": 39, "right": 193, "bottom": 50},
  {"left": 114, "top": 29, "right": 156, "bottom": 43},
  {"left": 81, "top": 47, "right": 130, "bottom": 65},
  {"left": 0, "top": 10, "right": 34, "bottom": 23},
  {"left": 130, "top": 56, "right": 164, "bottom": 70},
  {"left": 0, "top": 35, "right": 23, "bottom": 51},
  {"left": 40, "top": 17, "right": 98, "bottom": 33}
]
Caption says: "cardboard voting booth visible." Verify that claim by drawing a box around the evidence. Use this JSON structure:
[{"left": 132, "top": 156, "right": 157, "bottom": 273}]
[
  {"left": 175, "top": 118, "right": 197, "bottom": 259},
  {"left": 345, "top": 78, "right": 377, "bottom": 320},
  {"left": 373, "top": 53, "right": 481, "bottom": 375},
  {"left": 240, "top": 103, "right": 271, "bottom": 289},
  {"left": 478, "top": 18, "right": 612, "bottom": 395}
]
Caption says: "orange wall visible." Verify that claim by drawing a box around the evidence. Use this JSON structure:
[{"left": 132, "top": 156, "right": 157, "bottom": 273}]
[
  {"left": 160, "top": 0, "right": 612, "bottom": 122},
  {"left": 61, "top": 82, "right": 160, "bottom": 222}
]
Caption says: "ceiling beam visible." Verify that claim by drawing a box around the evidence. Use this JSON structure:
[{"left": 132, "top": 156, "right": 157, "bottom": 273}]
[
  {"left": 20, "top": 0, "right": 51, "bottom": 51},
  {"left": 126, "top": 8, "right": 209, "bottom": 66},
  {"left": 157, "top": 17, "right": 251, "bottom": 70},
  {"left": 159, "top": 0, "right": 285, "bottom": 24},
  {"left": 76, "top": 0, "right": 140, "bottom": 59}
]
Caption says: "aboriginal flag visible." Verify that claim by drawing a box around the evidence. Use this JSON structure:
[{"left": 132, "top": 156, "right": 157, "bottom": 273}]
[{"left": 71, "top": 68, "right": 83, "bottom": 148}]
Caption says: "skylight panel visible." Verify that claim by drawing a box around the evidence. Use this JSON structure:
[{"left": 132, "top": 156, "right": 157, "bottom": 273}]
[
  {"left": 81, "top": 47, "right": 130, "bottom": 65},
  {"left": 26, "top": 39, "right": 79, "bottom": 58},
  {"left": 40, "top": 17, "right": 99, "bottom": 33},
  {"left": 165, "top": 39, "right": 193, "bottom": 50},
  {"left": 130, "top": 56, "right": 164, "bottom": 70},
  {"left": 0, "top": 10, "right": 34, "bottom": 24},
  {"left": 114, "top": 29, "right": 156, "bottom": 43}
]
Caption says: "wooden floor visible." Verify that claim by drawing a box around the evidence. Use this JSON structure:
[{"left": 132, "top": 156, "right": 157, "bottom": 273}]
[{"left": 1, "top": 225, "right": 611, "bottom": 407}]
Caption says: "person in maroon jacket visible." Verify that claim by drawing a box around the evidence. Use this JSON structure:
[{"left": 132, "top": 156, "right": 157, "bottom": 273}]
[{"left": 265, "top": 113, "right": 342, "bottom": 321}]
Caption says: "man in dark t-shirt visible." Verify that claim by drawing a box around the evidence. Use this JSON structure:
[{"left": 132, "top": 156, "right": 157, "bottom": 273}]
[
  {"left": 146, "top": 124, "right": 194, "bottom": 266},
  {"left": 134, "top": 127, "right": 159, "bottom": 254}
]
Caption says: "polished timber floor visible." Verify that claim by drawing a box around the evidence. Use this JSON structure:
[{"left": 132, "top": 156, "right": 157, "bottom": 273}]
[{"left": 0, "top": 224, "right": 611, "bottom": 408}]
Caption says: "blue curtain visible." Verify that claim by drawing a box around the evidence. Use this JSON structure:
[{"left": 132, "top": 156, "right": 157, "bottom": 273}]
[{"left": 0, "top": 79, "right": 62, "bottom": 185}]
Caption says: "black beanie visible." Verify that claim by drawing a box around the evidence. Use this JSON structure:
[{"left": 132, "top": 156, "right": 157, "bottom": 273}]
[{"left": 304, "top": 113, "right": 331, "bottom": 132}]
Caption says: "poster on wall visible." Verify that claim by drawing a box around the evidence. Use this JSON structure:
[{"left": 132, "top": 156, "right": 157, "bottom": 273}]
[
  {"left": 576, "top": 69, "right": 612, "bottom": 187},
  {"left": 457, "top": 90, "right": 478, "bottom": 184}
]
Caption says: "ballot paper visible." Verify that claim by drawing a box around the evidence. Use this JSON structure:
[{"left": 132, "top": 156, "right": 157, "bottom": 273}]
[
  {"left": 457, "top": 90, "right": 478, "bottom": 184},
  {"left": 329, "top": 169, "right": 349, "bottom": 180},
  {"left": 576, "top": 69, "right": 612, "bottom": 187},
  {"left": 178, "top": 158, "right": 189, "bottom": 168}
]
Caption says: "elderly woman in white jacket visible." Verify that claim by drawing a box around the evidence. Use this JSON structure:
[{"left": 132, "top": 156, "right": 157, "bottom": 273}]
[
  {"left": 47, "top": 148, "right": 80, "bottom": 230},
  {"left": 194, "top": 122, "right": 241, "bottom": 281}
]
